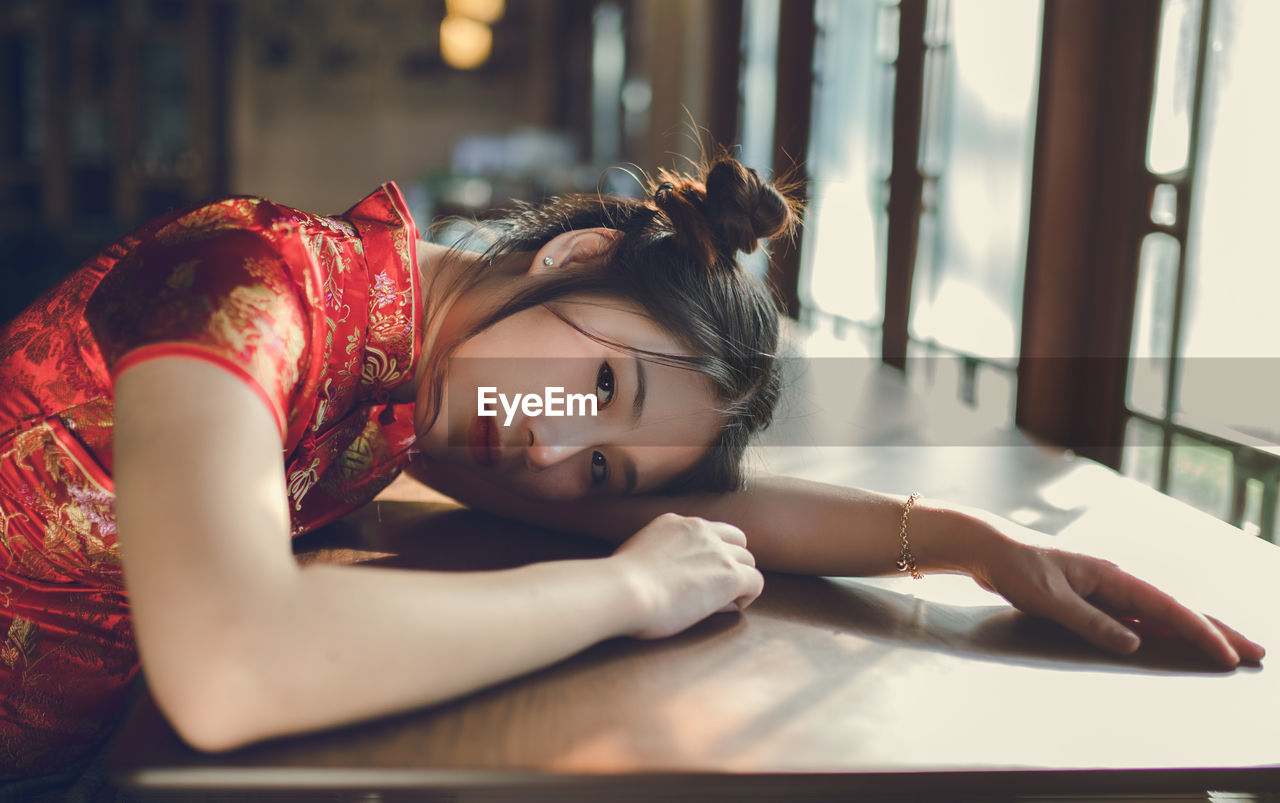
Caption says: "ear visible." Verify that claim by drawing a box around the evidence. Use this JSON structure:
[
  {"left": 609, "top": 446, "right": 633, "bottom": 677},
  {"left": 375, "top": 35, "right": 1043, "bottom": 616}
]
[{"left": 529, "top": 228, "right": 623, "bottom": 275}]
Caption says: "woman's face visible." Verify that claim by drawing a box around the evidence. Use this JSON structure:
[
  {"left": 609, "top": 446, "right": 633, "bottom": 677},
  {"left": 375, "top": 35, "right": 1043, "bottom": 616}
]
[{"left": 414, "top": 297, "right": 723, "bottom": 501}]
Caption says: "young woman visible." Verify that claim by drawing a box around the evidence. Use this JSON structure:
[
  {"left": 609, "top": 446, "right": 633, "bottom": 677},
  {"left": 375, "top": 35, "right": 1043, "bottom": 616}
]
[{"left": 0, "top": 156, "right": 1263, "bottom": 781}]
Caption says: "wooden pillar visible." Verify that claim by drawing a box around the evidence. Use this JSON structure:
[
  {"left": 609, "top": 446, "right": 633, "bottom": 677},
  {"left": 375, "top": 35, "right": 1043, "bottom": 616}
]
[
  {"left": 1016, "top": 0, "right": 1162, "bottom": 467},
  {"left": 881, "top": 0, "right": 927, "bottom": 369},
  {"left": 766, "top": 0, "right": 815, "bottom": 319},
  {"left": 704, "top": 0, "right": 743, "bottom": 152}
]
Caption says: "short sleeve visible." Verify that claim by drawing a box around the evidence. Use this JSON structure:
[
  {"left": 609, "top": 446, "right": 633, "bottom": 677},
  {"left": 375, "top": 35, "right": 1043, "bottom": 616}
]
[{"left": 85, "top": 227, "right": 309, "bottom": 440}]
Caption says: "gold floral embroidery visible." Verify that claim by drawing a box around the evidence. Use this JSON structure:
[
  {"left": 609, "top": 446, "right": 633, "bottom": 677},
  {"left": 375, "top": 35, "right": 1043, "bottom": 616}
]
[
  {"left": 363, "top": 268, "right": 412, "bottom": 396},
  {"left": 56, "top": 398, "right": 115, "bottom": 458},
  {"left": 154, "top": 198, "right": 263, "bottom": 246},
  {"left": 319, "top": 215, "right": 356, "bottom": 238},
  {"left": 60, "top": 399, "right": 113, "bottom": 432},
  {"left": 313, "top": 234, "right": 353, "bottom": 280},
  {"left": 299, "top": 248, "right": 325, "bottom": 313},
  {"left": 0, "top": 591, "right": 137, "bottom": 777},
  {"left": 0, "top": 508, "right": 29, "bottom": 560},
  {"left": 240, "top": 255, "right": 288, "bottom": 284},
  {"left": 369, "top": 310, "right": 411, "bottom": 346},
  {"left": 0, "top": 423, "right": 121, "bottom": 580},
  {"left": 207, "top": 283, "right": 282, "bottom": 354},
  {"left": 287, "top": 457, "right": 321, "bottom": 511},
  {"left": 1, "top": 616, "right": 38, "bottom": 669},
  {"left": 202, "top": 279, "right": 306, "bottom": 397},
  {"left": 360, "top": 345, "right": 404, "bottom": 388},
  {"left": 390, "top": 223, "right": 411, "bottom": 273}
]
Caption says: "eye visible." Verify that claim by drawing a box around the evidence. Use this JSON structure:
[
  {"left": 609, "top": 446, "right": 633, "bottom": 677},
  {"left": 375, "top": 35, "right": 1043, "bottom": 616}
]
[
  {"left": 590, "top": 450, "right": 608, "bottom": 485},
  {"left": 595, "top": 361, "right": 616, "bottom": 408}
]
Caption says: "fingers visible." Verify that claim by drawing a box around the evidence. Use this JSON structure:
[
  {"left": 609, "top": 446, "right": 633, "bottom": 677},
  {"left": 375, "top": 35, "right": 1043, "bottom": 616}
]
[
  {"left": 715, "top": 562, "right": 765, "bottom": 615},
  {"left": 714, "top": 553, "right": 765, "bottom": 615},
  {"left": 1050, "top": 556, "right": 1264, "bottom": 667},
  {"left": 1088, "top": 571, "right": 1241, "bottom": 668},
  {"left": 1048, "top": 588, "right": 1144, "bottom": 655},
  {"left": 714, "top": 522, "right": 748, "bottom": 549},
  {"left": 1118, "top": 612, "right": 1265, "bottom": 664},
  {"left": 1119, "top": 609, "right": 1264, "bottom": 667},
  {"left": 618, "top": 514, "right": 764, "bottom": 639},
  {"left": 723, "top": 530, "right": 762, "bottom": 609},
  {"left": 733, "top": 564, "right": 765, "bottom": 611},
  {"left": 1205, "top": 614, "right": 1265, "bottom": 664},
  {"left": 724, "top": 542, "right": 756, "bottom": 568}
]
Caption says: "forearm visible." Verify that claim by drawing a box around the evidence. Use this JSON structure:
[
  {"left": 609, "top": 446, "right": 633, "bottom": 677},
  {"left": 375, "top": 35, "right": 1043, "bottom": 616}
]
[
  {"left": 668, "top": 475, "right": 1014, "bottom": 578},
  {"left": 412, "top": 458, "right": 1014, "bottom": 579},
  {"left": 173, "top": 556, "right": 640, "bottom": 751}
]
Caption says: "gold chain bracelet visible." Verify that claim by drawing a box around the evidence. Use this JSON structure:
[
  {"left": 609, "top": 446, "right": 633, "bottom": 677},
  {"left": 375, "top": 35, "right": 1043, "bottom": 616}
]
[{"left": 894, "top": 492, "right": 924, "bottom": 580}]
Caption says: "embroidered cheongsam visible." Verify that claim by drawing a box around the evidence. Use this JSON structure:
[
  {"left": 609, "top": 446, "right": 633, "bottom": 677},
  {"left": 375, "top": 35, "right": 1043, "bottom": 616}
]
[{"left": 0, "top": 183, "right": 421, "bottom": 779}]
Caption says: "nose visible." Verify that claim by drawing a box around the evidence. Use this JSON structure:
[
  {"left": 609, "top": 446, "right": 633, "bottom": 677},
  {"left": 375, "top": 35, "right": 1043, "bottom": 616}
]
[{"left": 523, "top": 418, "right": 589, "bottom": 471}]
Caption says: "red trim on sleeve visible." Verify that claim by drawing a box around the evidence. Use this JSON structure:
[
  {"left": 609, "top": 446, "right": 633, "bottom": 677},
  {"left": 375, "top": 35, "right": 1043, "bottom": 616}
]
[
  {"left": 112, "top": 343, "right": 288, "bottom": 441},
  {"left": 380, "top": 181, "right": 418, "bottom": 239}
]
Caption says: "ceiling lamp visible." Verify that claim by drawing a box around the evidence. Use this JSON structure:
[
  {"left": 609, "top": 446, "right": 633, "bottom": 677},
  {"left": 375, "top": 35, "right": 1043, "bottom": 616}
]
[
  {"left": 440, "top": 14, "right": 492, "bottom": 70},
  {"left": 445, "top": 0, "right": 505, "bottom": 25}
]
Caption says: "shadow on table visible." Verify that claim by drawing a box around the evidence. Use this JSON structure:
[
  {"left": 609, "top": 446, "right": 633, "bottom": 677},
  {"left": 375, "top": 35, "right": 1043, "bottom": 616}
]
[
  {"left": 763, "top": 572, "right": 1246, "bottom": 676},
  {"left": 291, "top": 501, "right": 613, "bottom": 570}
]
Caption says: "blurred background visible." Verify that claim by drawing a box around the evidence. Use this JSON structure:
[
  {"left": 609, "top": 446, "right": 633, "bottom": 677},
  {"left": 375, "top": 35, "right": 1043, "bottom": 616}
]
[{"left": 0, "top": 0, "right": 1276, "bottom": 540}]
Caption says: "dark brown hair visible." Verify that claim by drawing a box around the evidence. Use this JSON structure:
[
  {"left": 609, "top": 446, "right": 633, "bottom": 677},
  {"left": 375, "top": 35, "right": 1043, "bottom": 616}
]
[{"left": 422, "top": 154, "right": 800, "bottom": 493}]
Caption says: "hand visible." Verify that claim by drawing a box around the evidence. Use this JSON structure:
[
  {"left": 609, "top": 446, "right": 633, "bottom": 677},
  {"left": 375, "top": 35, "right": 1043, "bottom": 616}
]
[
  {"left": 610, "top": 513, "right": 764, "bottom": 640},
  {"left": 971, "top": 534, "right": 1265, "bottom": 668}
]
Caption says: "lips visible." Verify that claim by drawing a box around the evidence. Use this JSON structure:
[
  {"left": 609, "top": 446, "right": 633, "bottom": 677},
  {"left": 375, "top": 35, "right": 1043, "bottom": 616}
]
[{"left": 468, "top": 414, "right": 497, "bottom": 466}]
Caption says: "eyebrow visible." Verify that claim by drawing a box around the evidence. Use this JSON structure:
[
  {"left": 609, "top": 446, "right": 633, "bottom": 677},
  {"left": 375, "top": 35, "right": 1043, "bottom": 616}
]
[{"left": 631, "top": 355, "right": 647, "bottom": 424}]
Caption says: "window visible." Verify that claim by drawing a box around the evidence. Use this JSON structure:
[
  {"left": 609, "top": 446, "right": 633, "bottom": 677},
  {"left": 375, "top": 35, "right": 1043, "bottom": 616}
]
[
  {"left": 1121, "top": 0, "right": 1280, "bottom": 542},
  {"left": 763, "top": 0, "right": 1042, "bottom": 426},
  {"left": 799, "top": 0, "right": 894, "bottom": 356},
  {"left": 907, "top": 0, "right": 1041, "bottom": 426},
  {"left": 741, "top": 0, "right": 1276, "bottom": 538}
]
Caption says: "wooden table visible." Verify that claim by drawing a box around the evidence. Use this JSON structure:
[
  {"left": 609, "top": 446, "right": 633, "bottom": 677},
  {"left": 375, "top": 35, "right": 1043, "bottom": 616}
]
[{"left": 106, "top": 360, "right": 1280, "bottom": 800}]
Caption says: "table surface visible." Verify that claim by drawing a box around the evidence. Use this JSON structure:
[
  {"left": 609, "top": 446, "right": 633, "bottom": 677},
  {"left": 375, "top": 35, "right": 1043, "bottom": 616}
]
[{"left": 107, "top": 359, "right": 1280, "bottom": 799}]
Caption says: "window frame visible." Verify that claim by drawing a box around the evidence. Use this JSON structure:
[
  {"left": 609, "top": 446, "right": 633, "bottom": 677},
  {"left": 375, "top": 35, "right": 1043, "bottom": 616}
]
[
  {"left": 1121, "top": 0, "right": 1280, "bottom": 541},
  {"left": 746, "top": 0, "right": 1155, "bottom": 456},
  {"left": 752, "top": 0, "right": 1276, "bottom": 540}
]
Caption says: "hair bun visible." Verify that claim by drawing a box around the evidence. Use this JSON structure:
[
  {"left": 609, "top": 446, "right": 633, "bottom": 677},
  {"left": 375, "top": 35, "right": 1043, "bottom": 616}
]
[
  {"left": 704, "top": 159, "right": 795, "bottom": 256},
  {"left": 650, "top": 156, "right": 798, "bottom": 269}
]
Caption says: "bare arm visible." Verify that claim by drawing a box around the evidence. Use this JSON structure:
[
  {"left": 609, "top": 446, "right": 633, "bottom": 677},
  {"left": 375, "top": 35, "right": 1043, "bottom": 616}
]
[
  {"left": 114, "top": 358, "right": 761, "bottom": 752},
  {"left": 409, "top": 458, "right": 991, "bottom": 576},
  {"left": 409, "top": 457, "right": 1266, "bottom": 668}
]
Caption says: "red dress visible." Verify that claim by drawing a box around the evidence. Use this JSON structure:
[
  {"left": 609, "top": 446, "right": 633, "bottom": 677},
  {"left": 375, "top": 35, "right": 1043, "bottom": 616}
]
[{"left": 0, "top": 183, "right": 421, "bottom": 778}]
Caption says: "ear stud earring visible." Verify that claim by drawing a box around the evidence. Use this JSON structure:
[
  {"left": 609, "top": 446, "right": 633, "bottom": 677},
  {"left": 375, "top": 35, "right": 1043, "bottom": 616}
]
[{"left": 543, "top": 257, "right": 554, "bottom": 267}]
